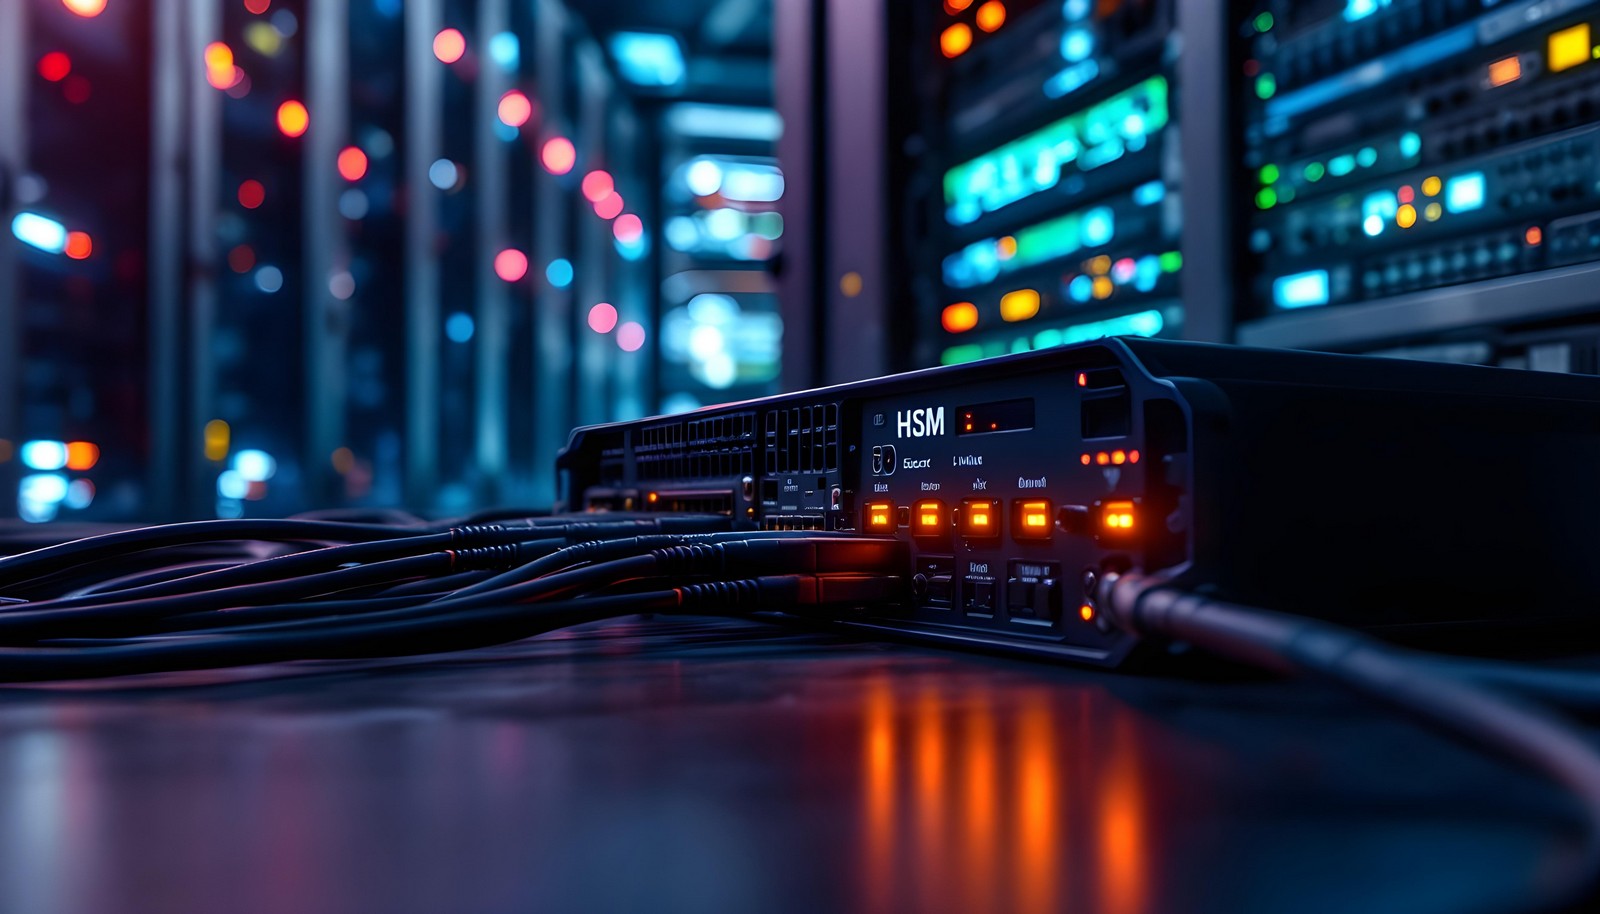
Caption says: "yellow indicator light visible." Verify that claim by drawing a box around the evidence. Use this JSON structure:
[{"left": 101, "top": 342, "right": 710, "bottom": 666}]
[
  {"left": 1089, "top": 255, "right": 1111, "bottom": 275},
  {"left": 1092, "top": 276, "right": 1114, "bottom": 300},
  {"left": 1421, "top": 176, "right": 1442, "bottom": 197},
  {"left": 1397, "top": 204, "right": 1417, "bottom": 229},
  {"left": 997, "top": 235, "right": 1017, "bottom": 259},
  {"left": 1079, "top": 604, "right": 1095, "bottom": 622},
  {"left": 973, "top": 513, "right": 989, "bottom": 526},
  {"left": 1488, "top": 56, "right": 1522, "bottom": 87},
  {"left": 203, "top": 419, "right": 231, "bottom": 462},
  {"left": 865, "top": 501, "right": 895, "bottom": 533},
  {"left": 648, "top": 492, "right": 659, "bottom": 503},
  {"left": 941, "top": 23, "right": 973, "bottom": 58},
  {"left": 1111, "top": 450, "right": 1126, "bottom": 465},
  {"left": 1424, "top": 202, "right": 1442, "bottom": 222},
  {"left": 1000, "top": 288, "right": 1041, "bottom": 322},
  {"left": 1550, "top": 23, "right": 1591, "bottom": 73},
  {"left": 1102, "top": 500, "right": 1136, "bottom": 533},
  {"left": 1014, "top": 499, "right": 1053, "bottom": 539},
  {"left": 976, "top": 0, "right": 1006, "bottom": 32}
]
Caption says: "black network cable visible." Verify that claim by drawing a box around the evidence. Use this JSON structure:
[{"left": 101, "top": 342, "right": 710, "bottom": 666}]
[{"left": 1095, "top": 571, "right": 1600, "bottom": 913}]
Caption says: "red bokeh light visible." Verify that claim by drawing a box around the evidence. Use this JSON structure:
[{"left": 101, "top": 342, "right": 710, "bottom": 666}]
[
  {"left": 612, "top": 214, "right": 643, "bottom": 244},
  {"left": 238, "top": 180, "right": 266, "bottom": 209},
  {"left": 38, "top": 52, "right": 71, "bottom": 82},
  {"left": 433, "top": 29, "right": 466, "bottom": 64},
  {"left": 64, "top": 232, "right": 92, "bottom": 260},
  {"left": 228, "top": 244, "right": 256, "bottom": 273},
  {"left": 493, "top": 248, "right": 529, "bottom": 282},
  {"left": 498, "top": 90, "right": 532, "bottom": 128},
  {"left": 581, "top": 170, "right": 614, "bottom": 203},
  {"left": 593, "top": 192, "right": 624, "bottom": 220},
  {"left": 541, "top": 137, "right": 576, "bottom": 175},
  {"left": 337, "top": 146, "right": 368, "bottom": 181}
]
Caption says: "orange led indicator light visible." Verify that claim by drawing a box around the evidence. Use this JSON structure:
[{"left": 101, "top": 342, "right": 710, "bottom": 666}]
[
  {"left": 1488, "top": 55, "right": 1522, "bottom": 87},
  {"left": 1076, "top": 371, "right": 1088, "bottom": 387},
  {"left": 1079, "top": 604, "right": 1095, "bottom": 622},
  {"left": 975, "top": 0, "right": 1007, "bottom": 32},
  {"left": 1526, "top": 226, "right": 1543, "bottom": 246},
  {"left": 1096, "top": 452, "right": 1110, "bottom": 465},
  {"left": 1103, "top": 500, "right": 1136, "bottom": 531},
  {"left": 1080, "top": 453, "right": 1091, "bottom": 465},
  {"left": 865, "top": 501, "right": 895, "bottom": 533},
  {"left": 1014, "top": 499, "right": 1053, "bottom": 539},
  {"left": 648, "top": 492, "right": 659, "bottom": 503},
  {"left": 1111, "top": 450, "right": 1126, "bottom": 465}
]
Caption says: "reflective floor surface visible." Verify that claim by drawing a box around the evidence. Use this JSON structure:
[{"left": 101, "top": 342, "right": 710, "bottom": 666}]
[{"left": 0, "top": 616, "right": 1583, "bottom": 914}]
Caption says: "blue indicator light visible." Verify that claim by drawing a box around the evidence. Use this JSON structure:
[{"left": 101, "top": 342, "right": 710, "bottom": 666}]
[
  {"left": 1445, "top": 171, "right": 1486, "bottom": 214},
  {"left": 546, "top": 258, "right": 574, "bottom": 288},
  {"left": 1133, "top": 180, "right": 1165, "bottom": 206},
  {"left": 1272, "top": 270, "right": 1331, "bottom": 309},
  {"left": 1061, "top": 28, "right": 1094, "bottom": 62},
  {"left": 445, "top": 312, "right": 476, "bottom": 343},
  {"left": 11, "top": 213, "right": 67, "bottom": 254},
  {"left": 608, "top": 32, "right": 685, "bottom": 87}
]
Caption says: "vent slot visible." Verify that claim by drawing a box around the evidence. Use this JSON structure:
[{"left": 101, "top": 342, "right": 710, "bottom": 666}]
[
  {"left": 765, "top": 402, "right": 840, "bottom": 474},
  {"left": 638, "top": 412, "right": 756, "bottom": 482}
]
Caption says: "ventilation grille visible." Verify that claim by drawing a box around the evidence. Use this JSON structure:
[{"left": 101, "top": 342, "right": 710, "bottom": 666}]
[
  {"left": 636, "top": 412, "right": 756, "bottom": 481},
  {"left": 765, "top": 403, "right": 840, "bottom": 474}
]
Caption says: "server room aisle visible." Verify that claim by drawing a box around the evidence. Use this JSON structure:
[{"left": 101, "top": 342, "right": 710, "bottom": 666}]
[{"left": 0, "top": 616, "right": 1572, "bottom": 914}]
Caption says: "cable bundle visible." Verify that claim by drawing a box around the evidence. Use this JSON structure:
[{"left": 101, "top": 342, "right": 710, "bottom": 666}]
[{"left": 0, "top": 513, "right": 907, "bottom": 682}]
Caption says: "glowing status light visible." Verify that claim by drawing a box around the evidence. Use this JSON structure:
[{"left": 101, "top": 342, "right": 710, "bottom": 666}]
[
  {"left": 1133, "top": 180, "right": 1166, "bottom": 205},
  {"left": 960, "top": 499, "right": 1000, "bottom": 537},
  {"left": 244, "top": 0, "right": 271, "bottom": 13},
  {"left": 233, "top": 449, "right": 277, "bottom": 483},
  {"left": 1304, "top": 161, "right": 1326, "bottom": 182},
  {"left": 1255, "top": 73, "right": 1276, "bottom": 99},
  {"left": 62, "top": 0, "right": 106, "bottom": 17},
  {"left": 546, "top": 258, "right": 574, "bottom": 288},
  {"left": 582, "top": 170, "right": 614, "bottom": 202},
  {"left": 497, "top": 90, "right": 532, "bottom": 128},
  {"left": 493, "top": 248, "right": 528, "bottom": 282},
  {"left": 428, "top": 158, "right": 459, "bottom": 190},
  {"left": 1062, "top": 28, "right": 1094, "bottom": 62},
  {"left": 913, "top": 500, "right": 946, "bottom": 535},
  {"left": 613, "top": 214, "right": 644, "bottom": 244},
  {"left": 594, "top": 193, "right": 624, "bottom": 220},
  {"left": 1396, "top": 203, "right": 1418, "bottom": 229},
  {"left": 616, "top": 321, "right": 646, "bottom": 352},
  {"left": 65, "top": 441, "right": 100, "bottom": 471},
  {"left": 1527, "top": 226, "right": 1544, "bottom": 246},
  {"left": 588, "top": 302, "right": 619, "bottom": 333},
  {"left": 276, "top": 100, "right": 309, "bottom": 137},
  {"left": 1344, "top": 0, "right": 1385, "bottom": 21},
  {"left": 1255, "top": 188, "right": 1277, "bottom": 209},
  {"left": 1425, "top": 202, "right": 1443, "bottom": 222},
  {"left": 11, "top": 213, "right": 67, "bottom": 254},
  {"left": 541, "top": 137, "right": 576, "bottom": 175},
  {"left": 433, "top": 28, "right": 466, "bottom": 64},
  {"left": 609, "top": 32, "right": 685, "bottom": 86},
  {"left": 445, "top": 312, "right": 475, "bottom": 343},
  {"left": 336, "top": 146, "right": 368, "bottom": 181},
  {"left": 864, "top": 501, "right": 895, "bottom": 533},
  {"left": 1397, "top": 185, "right": 1414, "bottom": 204},
  {"left": 1015, "top": 500, "right": 1052, "bottom": 538},
  {"left": 1111, "top": 450, "right": 1127, "bottom": 465},
  {"left": 1550, "top": 23, "right": 1591, "bottom": 73},
  {"left": 203, "top": 419, "right": 231, "bottom": 462},
  {"left": 1000, "top": 288, "right": 1041, "bottom": 322},
  {"left": 1489, "top": 55, "right": 1523, "bottom": 87},
  {"left": 1273, "top": 269, "right": 1331, "bottom": 309},
  {"left": 63, "top": 231, "right": 92, "bottom": 260},
  {"left": 1079, "top": 604, "right": 1096, "bottom": 622},
  {"left": 1082, "top": 206, "right": 1114, "bottom": 246},
  {"left": 1253, "top": 11, "right": 1274, "bottom": 32},
  {"left": 1328, "top": 154, "right": 1356, "bottom": 177},
  {"left": 1445, "top": 171, "right": 1486, "bottom": 213},
  {"left": 1422, "top": 175, "right": 1442, "bottom": 197},
  {"left": 942, "top": 302, "right": 979, "bottom": 333},
  {"left": 975, "top": 1, "right": 1006, "bottom": 32},
  {"left": 238, "top": 179, "right": 265, "bottom": 209},
  {"left": 945, "top": 0, "right": 972, "bottom": 12},
  {"left": 39, "top": 52, "right": 71, "bottom": 82},
  {"left": 941, "top": 23, "right": 973, "bottom": 58},
  {"left": 1398, "top": 132, "right": 1421, "bottom": 158},
  {"left": 20, "top": 441, "right": 68, "bottom": 471},
  {"left": 1259, "top": 163, "right": 1280, "bottom": 185},
  {"left": 204, "top": 42, "right": 236, "bottom": 90},
  {"left": 1102, "top": 500, "right": 1136, "bottom": 532}
]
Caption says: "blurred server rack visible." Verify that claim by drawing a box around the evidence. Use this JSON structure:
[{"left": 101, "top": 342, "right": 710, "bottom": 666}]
[
  {"left": 902, "top": 0, "right": 1187, "bottom": 370},
  {"left": 1234, "top": 0, "right": 1600, "bottom": 353},
  {"left": 1, "top": 0, "right": 154, "bottom": 522}
]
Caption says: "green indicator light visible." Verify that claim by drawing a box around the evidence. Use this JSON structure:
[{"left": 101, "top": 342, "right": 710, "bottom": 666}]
[
  {"left": 1256, "top": 187, "right": 1277, "bottom": 209},
  {"left": 1357, "top": 146, "right": 1378, "bottom": 168},
  {"left": 1255, "top": 73, "right": 1276, "bottom": 100},
  {"left": 1253, "top": 12, "right": 1274, "bottom": 32},
  {"left": 1304, "top": 161, "right": 1325, "bottom": 182},
  {"left": 1159, "top": 251, "right": 1183, "bottom": 273},
  {"left": 1259, "top": 163, "right": 1280, "bottom": 184},
  {"left": 941, "top": 344, "right": 987, "bottom": 366}
]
